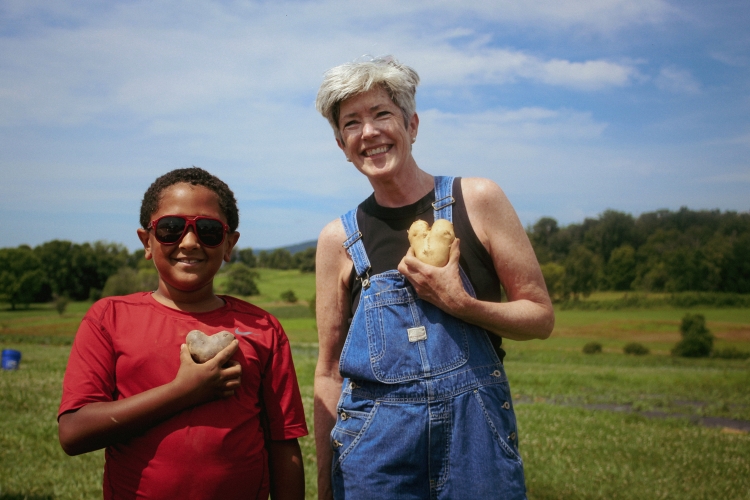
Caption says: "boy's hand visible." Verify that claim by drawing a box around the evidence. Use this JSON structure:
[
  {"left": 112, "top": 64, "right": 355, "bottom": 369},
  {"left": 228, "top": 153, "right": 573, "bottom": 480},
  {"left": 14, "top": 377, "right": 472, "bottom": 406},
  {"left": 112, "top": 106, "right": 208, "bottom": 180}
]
[{"left": 173, "top": 339, "right": 242, "bottom": 406}]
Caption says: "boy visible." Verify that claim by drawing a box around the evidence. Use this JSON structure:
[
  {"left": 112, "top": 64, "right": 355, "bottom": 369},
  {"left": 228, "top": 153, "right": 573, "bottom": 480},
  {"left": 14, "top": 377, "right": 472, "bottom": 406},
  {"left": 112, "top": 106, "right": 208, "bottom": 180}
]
[{"left": 58, "top": 167, "right": 307, "bottom": 499}]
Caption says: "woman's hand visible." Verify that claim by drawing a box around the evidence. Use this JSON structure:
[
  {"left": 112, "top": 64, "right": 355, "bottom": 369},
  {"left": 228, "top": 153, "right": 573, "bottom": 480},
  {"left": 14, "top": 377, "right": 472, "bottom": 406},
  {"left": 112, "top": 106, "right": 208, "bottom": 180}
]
[
  {"left": 398, "top": 238, "right": 470, "bottom": 316},
  {"left": 171, "top": 339, "right": 242, "bottom": 407}
]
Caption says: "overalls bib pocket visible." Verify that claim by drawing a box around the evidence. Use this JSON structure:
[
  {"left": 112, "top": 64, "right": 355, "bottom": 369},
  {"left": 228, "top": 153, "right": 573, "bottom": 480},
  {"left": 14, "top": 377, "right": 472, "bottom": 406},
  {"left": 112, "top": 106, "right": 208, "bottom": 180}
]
[{"left": 364, "top": 285, "right": 470, "bottom": 383}]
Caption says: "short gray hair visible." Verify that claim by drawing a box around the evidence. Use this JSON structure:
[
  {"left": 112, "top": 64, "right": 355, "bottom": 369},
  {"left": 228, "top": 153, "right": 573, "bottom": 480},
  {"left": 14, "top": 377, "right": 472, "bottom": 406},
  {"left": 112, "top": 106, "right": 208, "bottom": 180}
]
[{"left": 315, "top": 56, "right": 420, "bottom": 142}]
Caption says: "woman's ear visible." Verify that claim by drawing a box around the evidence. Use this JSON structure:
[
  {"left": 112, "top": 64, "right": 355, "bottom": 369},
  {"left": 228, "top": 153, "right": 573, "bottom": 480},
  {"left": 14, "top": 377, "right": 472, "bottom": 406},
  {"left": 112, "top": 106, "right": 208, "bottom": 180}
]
[
  {"left": 408, "top": 112, "right": 419, "bottom": 140},
  {"left": 136, "top": 228, "right": 154, "bottom": 260},
  {"left": 224, "top": 232, "right": 241, "bottom": 263}
]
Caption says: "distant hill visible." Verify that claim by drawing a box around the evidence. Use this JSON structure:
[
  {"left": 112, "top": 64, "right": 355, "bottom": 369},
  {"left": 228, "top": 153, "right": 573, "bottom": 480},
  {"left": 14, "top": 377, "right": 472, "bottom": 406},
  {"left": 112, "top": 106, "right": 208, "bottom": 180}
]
[{"left": 253, "top": 239, "right": 317, "bottom": 254}]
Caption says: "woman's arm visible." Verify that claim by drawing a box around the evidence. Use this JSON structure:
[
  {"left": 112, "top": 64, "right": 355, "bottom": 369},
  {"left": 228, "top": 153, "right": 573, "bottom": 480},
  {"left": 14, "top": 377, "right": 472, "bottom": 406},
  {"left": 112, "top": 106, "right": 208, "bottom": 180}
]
[
  {"left": 58, "top": 340, "right": 241, "bottom": 456},
  {"left": 398, "top": 177, "right": 554, "bottom": 341},
  {"left": 313, "top": 219, "right": 353, "bottom": 500},
  {"left": 268, "top": 438, "right": 305, "bottom": 500}
]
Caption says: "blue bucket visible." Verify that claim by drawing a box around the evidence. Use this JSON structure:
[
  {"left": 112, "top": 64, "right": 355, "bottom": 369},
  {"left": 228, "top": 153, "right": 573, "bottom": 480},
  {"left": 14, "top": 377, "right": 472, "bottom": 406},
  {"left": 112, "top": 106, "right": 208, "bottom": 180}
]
[{"left": 1, "top": 349, "right": 21, "bottom": 370}]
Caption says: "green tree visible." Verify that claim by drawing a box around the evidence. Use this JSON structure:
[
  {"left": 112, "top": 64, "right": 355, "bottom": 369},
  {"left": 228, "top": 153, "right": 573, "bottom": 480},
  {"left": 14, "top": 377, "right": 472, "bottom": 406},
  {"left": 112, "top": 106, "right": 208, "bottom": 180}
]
[
  {"left": 237, "top": 248, "right": 257, "bottom": 268},
  {"left": 293, "top": 247, "right": 316, "bottom": 272},
  {"left": 224, "top": 263, "right": 259, "bottom": 296},
  {"left": 259, "top": 249, "right": 293, "bottom": 270},
  {"left": 528, "top": 217, "right": 559, "bottom": 263},
  {"left": 563, "top": 245, "right": 600, "bottom": 299},
  {"left": 583, "top": 210, "right": 636, "bottom": 263},
  {"left": 720, "top": 233, "right": 750, "bottom": 293},
  {"left": 34, "top": 240, "right": 128, "bottom": 300},
  {"left": 0, "top": 247, "right": 46, "bottom": 309},
  {"left": 280, "top": 289, "right": 298, "bottom": 303},
  {"left": 672, "top": 313, "right": 713, "bottom": 357},
  {"left": 540, "top": 262, "right": 566, "bottom": 302},
  {"left": 603, "top": 244, "right": 636, "bottom": 291},
  {"left": 102, "top": 267, "right": 160, "bottom": 297}
]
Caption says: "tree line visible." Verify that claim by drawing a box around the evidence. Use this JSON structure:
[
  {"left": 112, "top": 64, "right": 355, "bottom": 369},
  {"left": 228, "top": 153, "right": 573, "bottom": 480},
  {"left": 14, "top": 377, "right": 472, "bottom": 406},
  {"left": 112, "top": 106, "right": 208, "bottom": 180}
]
[
  {"left": 529, "top": 207, "right": 750, "bottom": 301},
  {"left": 0, "top": 241, "right": 316, "bottom": 309},
  {"left": 3, "top": 207, "right": 749, "bottom": 308}
]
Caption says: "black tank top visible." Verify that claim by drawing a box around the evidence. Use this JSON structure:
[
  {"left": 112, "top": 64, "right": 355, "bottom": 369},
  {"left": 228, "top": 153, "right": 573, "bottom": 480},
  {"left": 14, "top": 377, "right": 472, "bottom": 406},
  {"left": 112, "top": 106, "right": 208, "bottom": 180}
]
[{"left": 348, "top": 177, "right": 505, "bottom": 359}]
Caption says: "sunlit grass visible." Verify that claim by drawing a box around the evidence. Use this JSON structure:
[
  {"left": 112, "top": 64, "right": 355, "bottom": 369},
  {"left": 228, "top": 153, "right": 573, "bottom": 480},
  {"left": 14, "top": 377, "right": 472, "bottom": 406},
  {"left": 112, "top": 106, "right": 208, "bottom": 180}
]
[{"left": 1, "top": 281, "right": 749, "bottom": 499}]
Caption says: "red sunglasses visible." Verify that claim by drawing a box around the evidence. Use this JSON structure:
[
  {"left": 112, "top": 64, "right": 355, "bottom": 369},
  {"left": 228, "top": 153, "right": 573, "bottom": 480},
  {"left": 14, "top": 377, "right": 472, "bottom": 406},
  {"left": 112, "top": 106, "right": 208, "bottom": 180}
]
[{"left": 148, "top": 215, "right": 230, "bottom": 248}]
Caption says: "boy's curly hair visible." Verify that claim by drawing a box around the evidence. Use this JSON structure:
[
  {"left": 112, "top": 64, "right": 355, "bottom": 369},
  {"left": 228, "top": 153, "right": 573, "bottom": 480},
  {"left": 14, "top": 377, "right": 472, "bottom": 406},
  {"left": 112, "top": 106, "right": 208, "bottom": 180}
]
[{"left": 139, "top": 167, "right": 239, "bottom": 232}]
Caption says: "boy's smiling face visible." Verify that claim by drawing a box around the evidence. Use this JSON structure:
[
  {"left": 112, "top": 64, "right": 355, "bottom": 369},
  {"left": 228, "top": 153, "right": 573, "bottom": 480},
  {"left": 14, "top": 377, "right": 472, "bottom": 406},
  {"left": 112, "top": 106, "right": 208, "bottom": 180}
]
[{"left": 137, "top": 182, "right": 239, "bottom": 309}]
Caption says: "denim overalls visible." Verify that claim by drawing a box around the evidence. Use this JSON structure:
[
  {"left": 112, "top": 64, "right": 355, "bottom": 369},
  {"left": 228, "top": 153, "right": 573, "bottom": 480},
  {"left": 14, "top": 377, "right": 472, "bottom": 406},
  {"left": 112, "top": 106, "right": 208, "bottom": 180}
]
[{"left": 331, "top": 176, "right": 527, "bottom": 500}]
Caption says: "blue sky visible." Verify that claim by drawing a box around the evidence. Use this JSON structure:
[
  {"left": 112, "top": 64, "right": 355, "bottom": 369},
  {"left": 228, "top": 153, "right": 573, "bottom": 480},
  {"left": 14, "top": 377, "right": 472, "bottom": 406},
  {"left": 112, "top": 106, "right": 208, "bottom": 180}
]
[{"left": 1, "top": 0, "right": 748, "bottom": 251}]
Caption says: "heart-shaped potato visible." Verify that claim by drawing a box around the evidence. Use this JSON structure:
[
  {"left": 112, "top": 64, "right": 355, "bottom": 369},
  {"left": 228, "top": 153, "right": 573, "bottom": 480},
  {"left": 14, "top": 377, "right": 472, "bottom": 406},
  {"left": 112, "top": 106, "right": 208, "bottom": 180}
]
[
  {"left": 407, "top": 219, "right": 455, "bottom": 267},
  {"left": 186, "top": 330, "right": 235, "bottom": 363}
]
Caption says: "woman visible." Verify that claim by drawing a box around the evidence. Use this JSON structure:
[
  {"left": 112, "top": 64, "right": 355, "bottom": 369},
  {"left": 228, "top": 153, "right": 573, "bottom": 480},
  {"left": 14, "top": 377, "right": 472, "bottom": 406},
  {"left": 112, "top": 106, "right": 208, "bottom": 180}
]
[{"left": 314, "top": 56, "right": 554, "bottom": 500}]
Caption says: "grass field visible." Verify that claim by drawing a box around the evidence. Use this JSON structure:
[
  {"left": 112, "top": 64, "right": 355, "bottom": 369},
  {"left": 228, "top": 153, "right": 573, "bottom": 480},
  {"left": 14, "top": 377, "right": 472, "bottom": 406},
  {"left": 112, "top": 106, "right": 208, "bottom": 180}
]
[{"left": 1, "top": 276, "right": 749, "bottom": 499}]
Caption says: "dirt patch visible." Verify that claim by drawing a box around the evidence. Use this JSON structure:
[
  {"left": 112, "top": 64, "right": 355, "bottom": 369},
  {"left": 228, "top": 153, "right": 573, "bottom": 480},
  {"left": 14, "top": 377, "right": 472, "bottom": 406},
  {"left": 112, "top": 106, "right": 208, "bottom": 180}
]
[
  {"left": 715, "top": 329, "right": 750, "bottom": 341},
  {"left": 516, "top": 397, "right": 750, "bottom": 433}
]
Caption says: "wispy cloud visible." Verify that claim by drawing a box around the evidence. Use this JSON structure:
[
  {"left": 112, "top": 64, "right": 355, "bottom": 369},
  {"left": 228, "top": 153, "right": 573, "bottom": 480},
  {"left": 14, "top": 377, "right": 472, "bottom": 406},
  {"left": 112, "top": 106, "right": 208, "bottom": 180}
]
[
  {"left": 655, "top": 66, "right": 701, "bottom": 94},
  {"left": 0, "top": 0, "right": 748, "bottom": 249}
]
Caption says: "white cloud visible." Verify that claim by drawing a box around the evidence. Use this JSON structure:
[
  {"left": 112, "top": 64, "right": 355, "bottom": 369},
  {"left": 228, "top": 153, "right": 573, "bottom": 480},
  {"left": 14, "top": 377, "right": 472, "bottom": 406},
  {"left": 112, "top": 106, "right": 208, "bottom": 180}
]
[
  {"left": 0, "top": 1, "right": 650, "bottom": 129},
  {"left": 0, "top": 0, "right": 748, "bottom": 250},
  {"left": 655, "top": 66, "right": 701, "bottom": 94}
]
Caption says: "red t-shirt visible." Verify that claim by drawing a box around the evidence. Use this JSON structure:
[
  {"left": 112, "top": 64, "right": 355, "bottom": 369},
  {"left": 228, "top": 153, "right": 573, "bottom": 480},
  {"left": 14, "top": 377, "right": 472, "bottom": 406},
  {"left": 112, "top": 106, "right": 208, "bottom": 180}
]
[{"left": 59, "top": 293, "right": 308, "bottom": 499}]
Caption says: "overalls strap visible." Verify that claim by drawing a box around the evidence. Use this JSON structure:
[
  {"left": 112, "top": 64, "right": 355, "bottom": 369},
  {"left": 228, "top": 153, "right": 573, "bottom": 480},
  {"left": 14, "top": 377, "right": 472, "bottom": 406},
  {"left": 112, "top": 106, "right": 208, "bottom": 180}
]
[
  {"left": 340, "top": 209, "right": 372, "bottom": 287},
  {"left": 432, "top": 176, "right": 456, "bottom": 223}
]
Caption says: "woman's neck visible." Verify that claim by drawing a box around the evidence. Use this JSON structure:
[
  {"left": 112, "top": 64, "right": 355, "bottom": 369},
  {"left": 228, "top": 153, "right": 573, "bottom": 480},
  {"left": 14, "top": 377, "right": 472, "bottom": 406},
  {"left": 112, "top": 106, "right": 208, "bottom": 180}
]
[{"left": 369, "top": 165, "right": 433, "bottom": 208}]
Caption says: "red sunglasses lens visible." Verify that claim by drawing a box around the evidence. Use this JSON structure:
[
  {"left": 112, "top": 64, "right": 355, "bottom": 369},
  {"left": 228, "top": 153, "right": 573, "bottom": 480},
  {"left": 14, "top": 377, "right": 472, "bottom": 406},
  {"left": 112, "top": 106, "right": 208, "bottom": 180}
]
[
  {"left": 153, "top": 217, "right": 226, "bottom": 247},
  {"left": 194, "top": 218, "right": 226, "bottom": 246},
  {"left": 154, "top": 217, "right": 187, "bottom": 244}
]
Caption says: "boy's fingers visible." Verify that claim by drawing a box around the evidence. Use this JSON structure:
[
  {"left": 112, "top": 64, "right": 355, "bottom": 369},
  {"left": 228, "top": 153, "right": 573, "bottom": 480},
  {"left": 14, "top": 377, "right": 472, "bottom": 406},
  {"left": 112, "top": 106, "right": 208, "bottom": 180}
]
[
  {"left": 211, "top": 339, "right": 239, "bottom": 366},
  {"left": 179, "top": 344, "right": 195, "bottom": 363},
  {"left": 222, "top": 360, "right": 242, "bottom": 378}
]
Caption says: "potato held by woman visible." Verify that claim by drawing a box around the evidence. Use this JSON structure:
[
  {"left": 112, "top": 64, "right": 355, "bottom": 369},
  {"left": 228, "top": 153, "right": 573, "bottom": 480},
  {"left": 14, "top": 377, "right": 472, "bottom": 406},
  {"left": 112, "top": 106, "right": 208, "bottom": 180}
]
[{"left": 407, "top": 219, "right": 455, "bottom": 267}]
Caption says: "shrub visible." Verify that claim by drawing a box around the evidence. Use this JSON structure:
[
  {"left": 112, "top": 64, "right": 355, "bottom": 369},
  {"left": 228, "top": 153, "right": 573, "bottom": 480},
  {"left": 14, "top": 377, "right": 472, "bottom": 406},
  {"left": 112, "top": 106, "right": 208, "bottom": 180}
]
[
  {"left": 308, "top": 293, "right": 316, "bottom": 318},
  {"left": 710, "top": 347, "right": 750, "bottom": 360},
  {"left": 280, "top": 289, "right": 298, "bottom": 303},
  {"left": 672, "top": 313, "right": 713, "bottom": 358},
  {"left": 53, "top": 294, "right": 69, "bottom": 316},
  {"left": 623, "top": 342, "right": 649, "bottom": 355},
  {"left": 582, "top": 342, "right": 602, "bottom": 354},
  {"left": 102, "top": 268, "right": 159, "bottom": 297},
  {"left": 224, "top": 263, "right": 259, "bottom": 296}
]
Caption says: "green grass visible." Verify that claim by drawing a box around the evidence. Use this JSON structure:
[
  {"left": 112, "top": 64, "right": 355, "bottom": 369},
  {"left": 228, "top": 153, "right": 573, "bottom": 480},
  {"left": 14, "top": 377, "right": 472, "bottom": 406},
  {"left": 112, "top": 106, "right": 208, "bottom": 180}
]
[
  {"left": 215, "top": 267, "right": 316, "bottom": 306},
  {"left": 2, "top": 283, "right": 749, "bottom": 499}
]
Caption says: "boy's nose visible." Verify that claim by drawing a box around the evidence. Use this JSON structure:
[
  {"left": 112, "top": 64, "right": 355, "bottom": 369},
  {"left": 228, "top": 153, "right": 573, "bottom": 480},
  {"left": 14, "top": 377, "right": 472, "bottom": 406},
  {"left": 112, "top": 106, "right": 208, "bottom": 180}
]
[{"left": 179, "top": 227, "right": 201, "bottom": 249}]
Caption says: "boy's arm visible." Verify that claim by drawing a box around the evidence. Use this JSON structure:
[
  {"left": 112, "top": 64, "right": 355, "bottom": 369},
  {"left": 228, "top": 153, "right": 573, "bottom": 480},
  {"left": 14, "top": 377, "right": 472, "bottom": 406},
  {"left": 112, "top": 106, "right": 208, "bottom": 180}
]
[
  {"left": 58, "top": 340, "right": 241, "bottom": 456},
  {"left": 268, "top": 438, "right": 305, "bottom": 500}
]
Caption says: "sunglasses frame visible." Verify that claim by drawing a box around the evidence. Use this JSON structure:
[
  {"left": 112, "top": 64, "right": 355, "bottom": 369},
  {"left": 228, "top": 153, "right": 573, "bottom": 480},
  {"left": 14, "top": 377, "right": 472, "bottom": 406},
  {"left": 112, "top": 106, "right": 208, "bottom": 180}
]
[{"left": 148, "top": 215, "right": 230, "bottom": 248}]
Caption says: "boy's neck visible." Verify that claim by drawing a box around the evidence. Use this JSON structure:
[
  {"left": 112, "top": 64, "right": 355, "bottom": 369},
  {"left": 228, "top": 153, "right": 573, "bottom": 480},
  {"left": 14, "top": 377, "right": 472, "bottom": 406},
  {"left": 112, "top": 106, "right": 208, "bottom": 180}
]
[{"left": 151, "top": 284, "right": 226, "bottom": 313}]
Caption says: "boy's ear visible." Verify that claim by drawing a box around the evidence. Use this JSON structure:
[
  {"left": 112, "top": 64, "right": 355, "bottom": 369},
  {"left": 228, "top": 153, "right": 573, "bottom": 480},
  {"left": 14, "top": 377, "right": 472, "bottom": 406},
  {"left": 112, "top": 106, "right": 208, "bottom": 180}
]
[
  {"left": 224, "top": 232, "right": 240, "bottom": 263},
  {"left": 136, "top": 228, "right": 154, "bottom": 260}
]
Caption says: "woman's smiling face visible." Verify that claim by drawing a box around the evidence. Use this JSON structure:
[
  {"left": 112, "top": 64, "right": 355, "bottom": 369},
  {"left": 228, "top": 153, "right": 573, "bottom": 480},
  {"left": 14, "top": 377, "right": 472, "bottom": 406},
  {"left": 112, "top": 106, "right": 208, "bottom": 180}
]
[
  {"left": 138, "top": 182, "right": 238, "bottom": 301},
  {"left": 337, "top": 86, "right": 419, "bottom": 182}
]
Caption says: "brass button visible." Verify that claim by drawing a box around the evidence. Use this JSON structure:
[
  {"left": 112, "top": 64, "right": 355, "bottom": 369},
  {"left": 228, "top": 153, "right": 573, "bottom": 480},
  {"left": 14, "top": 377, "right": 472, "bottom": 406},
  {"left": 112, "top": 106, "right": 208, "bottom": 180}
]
[
  {"left": 340, "top": 412, "right": 349, "bottom": 421},
  {"left": 332, "top": 439, "right": 343, "bottom": 448},
  {"left": 502, "top": 401, "right": 511, "bottom": 410},
  {"left": 509, "top": 432, "right": 516, "bottom": 441}
]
